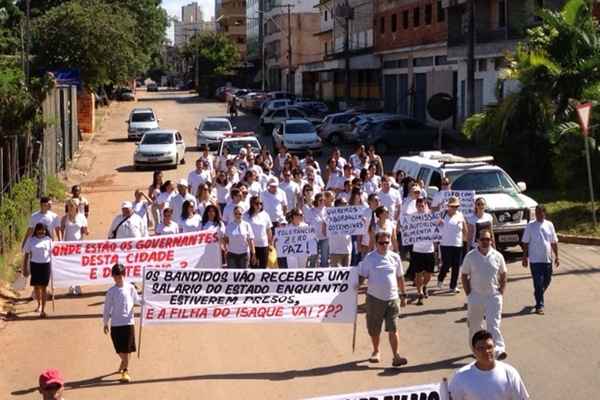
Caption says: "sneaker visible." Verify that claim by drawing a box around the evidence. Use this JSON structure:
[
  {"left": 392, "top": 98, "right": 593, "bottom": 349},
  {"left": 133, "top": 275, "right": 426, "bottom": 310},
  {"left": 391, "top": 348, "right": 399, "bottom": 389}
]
[
  {"left": 535, "top": 307, "right": 545, "bottom": 315},
  {"left": 120, "top": 371, "right": 131, "bottom": 383},
  {"left": 437, "top": 281, "right": 443, "bottom": 290},
  {"left": 75, "top": 285, "right": 82, "bottom": 295},
  {"left": 368, "top": 351, "right": 381, "bottom": 363},
  {"left": 392, "top": 355, "right": 408, "bottom": 368},
  {"left": 451, "top": 288, "right": 461, "bottom": 294}
]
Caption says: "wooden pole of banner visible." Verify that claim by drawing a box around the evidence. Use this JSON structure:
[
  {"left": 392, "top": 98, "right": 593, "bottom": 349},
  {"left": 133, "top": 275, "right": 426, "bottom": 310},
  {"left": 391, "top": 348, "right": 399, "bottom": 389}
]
[
  {"left": 50, "top": 272, "right": 55, "bottom": 312},
  {"left": 137, "top": 266, "right": 146, "bottom": 359},
  {"left": 351, "top": 292, "right": 358, "bottom": 353}
]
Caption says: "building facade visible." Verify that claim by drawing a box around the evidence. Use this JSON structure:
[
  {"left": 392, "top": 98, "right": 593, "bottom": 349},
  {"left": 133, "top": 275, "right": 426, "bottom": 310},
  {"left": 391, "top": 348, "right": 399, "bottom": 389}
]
[
  {"left": 174, "top": 2, "right": 216, "bottom": 47},
  {"left": 216, "top": 0, "right": 248, "bottom": 60}
]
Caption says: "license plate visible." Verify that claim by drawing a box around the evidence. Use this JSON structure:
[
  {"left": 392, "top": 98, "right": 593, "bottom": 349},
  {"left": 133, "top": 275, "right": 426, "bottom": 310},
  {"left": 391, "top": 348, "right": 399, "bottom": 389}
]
[
  {"left": 498, "top": 234, "right": 519, "bottom": 243},
  {"left": 147, "top": 157, "right": 159, "bottom": 161}
]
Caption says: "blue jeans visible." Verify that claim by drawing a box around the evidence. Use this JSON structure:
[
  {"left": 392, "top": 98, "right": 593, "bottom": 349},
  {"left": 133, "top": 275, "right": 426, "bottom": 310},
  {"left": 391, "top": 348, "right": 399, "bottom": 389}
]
[
  {"left": 530, "top": 263, "right": 552, "bottom": 308},
  {"left": 309, "top": 239, "right": 329, "bottom": 268}
]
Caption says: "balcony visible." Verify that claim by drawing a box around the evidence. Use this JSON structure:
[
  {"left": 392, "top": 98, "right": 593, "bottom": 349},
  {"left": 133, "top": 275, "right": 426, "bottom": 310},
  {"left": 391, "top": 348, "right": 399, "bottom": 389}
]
[{"left": 448, "top": 27, "right": 524, "bottom": 47}]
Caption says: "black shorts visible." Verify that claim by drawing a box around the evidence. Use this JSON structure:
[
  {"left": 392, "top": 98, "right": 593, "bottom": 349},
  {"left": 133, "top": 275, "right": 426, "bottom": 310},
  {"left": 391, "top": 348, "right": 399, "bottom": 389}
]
[
  {"left": 30, "top": 262, "right": 51, "bottom": 287},
  {"left": 110, "top": 325, "right": 136, "bottom": 354},
  {"left": 411, "top": 252, "right": 435, "bottom": 273}
]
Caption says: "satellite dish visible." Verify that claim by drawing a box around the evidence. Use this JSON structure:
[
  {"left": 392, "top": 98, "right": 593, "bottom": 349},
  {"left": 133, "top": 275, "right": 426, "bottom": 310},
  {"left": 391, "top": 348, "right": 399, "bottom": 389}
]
[{"left": 427, "top": 93, "right": 456, "bottom": 121}]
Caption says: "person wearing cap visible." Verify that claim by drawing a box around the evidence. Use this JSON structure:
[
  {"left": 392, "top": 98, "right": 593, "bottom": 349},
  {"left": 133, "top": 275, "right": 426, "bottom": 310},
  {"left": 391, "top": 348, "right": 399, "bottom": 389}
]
[
  {"left": 170, "top": 178, "right": 197, "bottom": 224},
  {"left": 357, "top": 231, "right": 408, "bottom": 368},
  {"left": 461, "top": 229, "right": 508, "bottom": 360},
  {"left": 261, "top": 177, "right": 288, "bottom": 227},
  {"left": 437, "top": 195, "right": 469, "bottom": 293},
  {"left": 103, "top": 263, "right": 141, "bottom": 383},
  {"left": 38, "top": 368, "right": 65, "bottom": 400},
  {"left": 108, "top": 201, "right": 148, "bottom": 239}
]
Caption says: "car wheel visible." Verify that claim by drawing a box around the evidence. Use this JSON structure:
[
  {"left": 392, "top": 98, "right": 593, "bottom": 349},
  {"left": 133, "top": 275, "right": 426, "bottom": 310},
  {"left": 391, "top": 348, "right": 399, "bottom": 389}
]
[
  {"left": 173, "top": 155, "right": 179, "bottom": 169},
  {"left": 329, "top": 133, "right": 342, "bottom": 145},
  {"left": 375, "top": 141, "right": 387, "bottom": 155}
]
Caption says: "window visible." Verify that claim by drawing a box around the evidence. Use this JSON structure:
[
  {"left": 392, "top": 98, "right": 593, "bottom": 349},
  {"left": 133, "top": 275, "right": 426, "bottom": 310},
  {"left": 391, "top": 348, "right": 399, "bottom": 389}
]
[
  {"left": 403, "top": 10, "right": 409, "bottom": 29},
  {"left": 324, "top": 10, "right": 328, "bottom": 21},
  {"left": 425, "top": 4, "right": 432, "bottom": 25},
  {"left": 435, "top": 55, "right": 448, "bottom": 65},
  {"left": 288, "top": 109, "right": 305, "bottom": 118},
  {"left": 391, "top": 14, "right": 397, "bottom": 32},
  {"left": 324, "top": 42, "right": 328, "bottom": 55},
  {"left": 413, "top": 57, "right": 434, "bottom": 67},
  {"left": 413, "top": 7, "right": 420, "bottom": 27},
  {"left": 478, "top": 59, "right": 487, "bottom": 72},
  {"left": 437, "top": 1, "right": 445, "bottom": 22},
  {"left": 498, "top": 1, "right": 506, "bottom": 27},
  {"left": 273, "top": 110, "right": 286, "bottom": 118},
  {"left": 380, "top": 16, "right": 385, "bottom": 34}
]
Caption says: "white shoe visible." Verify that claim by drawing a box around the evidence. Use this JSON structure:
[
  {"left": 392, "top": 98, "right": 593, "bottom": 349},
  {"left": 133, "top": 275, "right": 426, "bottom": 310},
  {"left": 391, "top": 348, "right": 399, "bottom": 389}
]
[
  {"left": 75, "top": 285, "right": 82, "bottom": 295},
  {"left": 437, "top": 281, "right": 443, "bottom": 290},
  {"left": 452, "top": 288, "right": 461, "bottom": 294}
]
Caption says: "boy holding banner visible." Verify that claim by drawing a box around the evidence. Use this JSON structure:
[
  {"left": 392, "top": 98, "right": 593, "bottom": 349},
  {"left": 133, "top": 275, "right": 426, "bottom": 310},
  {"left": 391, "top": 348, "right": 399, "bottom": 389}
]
[{"left": 103, "top": 264, "right": 141, "bottom": 383}]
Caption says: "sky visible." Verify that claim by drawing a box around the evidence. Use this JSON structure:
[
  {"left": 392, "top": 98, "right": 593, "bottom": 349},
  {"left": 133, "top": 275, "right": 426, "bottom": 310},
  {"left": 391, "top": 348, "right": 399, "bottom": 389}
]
[{"left": 161, "top": 0, "right": 215, "bottom": 42}]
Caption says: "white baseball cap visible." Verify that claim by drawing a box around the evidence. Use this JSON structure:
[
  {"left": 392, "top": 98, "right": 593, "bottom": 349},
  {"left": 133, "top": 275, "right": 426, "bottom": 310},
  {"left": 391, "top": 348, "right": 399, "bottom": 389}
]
[
  {"left": 121, "top": 201, "right": 133, "bottom": 209},
  {"left": 268, "top": 178, "right": 279, "bottom": 187},
  {"left": 178, "top": 178, "right": 189, "bottom": 187}
]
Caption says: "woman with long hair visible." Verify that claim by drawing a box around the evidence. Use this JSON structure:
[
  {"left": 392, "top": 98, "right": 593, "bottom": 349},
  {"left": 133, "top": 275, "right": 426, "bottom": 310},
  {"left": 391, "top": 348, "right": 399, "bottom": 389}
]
[
  {"left": 196, "top": 183, "right": 216, "bottom": 217},
  {"left": 411, "top": 198, "right": 435, "bottom": 304},
  {"left": 467, "top": 197, "right": 494, "bottom": 250},
  {"left": 200, "top": 204, "right": 226, "bottom": 268},
  {"left": 147, "top": 170, "right": 163, "bottom": 227},
  {"left": 61, "top": 199, "right": 89, "bottom": 241},
  {"left": 224, "top": 206, "right": 255, "bottom": 268},
  {"left": 180, "top": 200, "right": 201, "bottom": 232},
  {"left": 214, "top": 171, "right": 231, "bottom": 214},
  {"left": 22, "top": 223, "right": 52, "bottom": 318},
  {"left": 243, "top": 196, "right": 273, "bottom": 268},
  {"left": 306, "top": 193, "right": 329, "bottom": 268},
  {"left": 155, "top": 207, "right": 180, "bottom": 235},
  {"left": 368, "top": 206, "right": 398, "bottom": 252}
]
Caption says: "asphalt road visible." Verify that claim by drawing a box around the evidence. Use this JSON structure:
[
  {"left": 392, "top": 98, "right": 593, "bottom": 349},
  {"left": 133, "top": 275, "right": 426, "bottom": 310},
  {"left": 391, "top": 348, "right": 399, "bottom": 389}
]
[{"left": 2, "top": 90, "right": 599, "bottom": 400}]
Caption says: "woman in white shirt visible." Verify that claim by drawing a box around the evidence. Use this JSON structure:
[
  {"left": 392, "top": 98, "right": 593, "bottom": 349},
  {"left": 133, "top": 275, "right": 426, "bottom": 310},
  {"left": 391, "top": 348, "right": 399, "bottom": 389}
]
[
  {"left": 147, "top": 170, "right": 163, "bottom": 228},
  {"left": 411, "top": 198, "right": 435, "bottom": 305},
  {"left": 307, "top": 193, "right": 329, "bottom": 268},
  {"left": 243, "top": 170, "right": 262, "bottom": 197},
  {"left": 155, "top": 207, "right": 180, "bottom": 235},
  {"left": 327, "top": 199, "right": 352, "bottom": 267},
  {"left": 281, "top": 208, "right": 312, "bottom": 269},
  {"left": 214, "top": 171, "right": 232, "bottom": 214},
  {"left": 437, "top": 196, "right": 469, "bottom": 293},
  {"left": 368, "top": 206, "right": 398, "bottom": 252},
  {"left": 132, "top": 190, "right": 150, "bottom": 230},
  {"left": 196, "top": 204, "right": 226, "bottom": 268},
  {"left": 61, "top": 199, "right": 89, "bottom": 241},
  {"left": 243, "top": 196, "right": 273, "bottom": 268},
  {"left": 215, "top": 146, "right": 232, "bottom": 172},
  {"left": 22, "top": 223, "right": 52, "bottom": 318},
  {"left": 196, "top": 183, "right": 216, "bottom": 217},
  {"left": 180, "top": 200, "right": 202, "bottom": 233},
  {"left": 467, "top": 197, "right": 494, "bottom": 249},
  {"left": 224, "top": 206, "right": 255, "bottom": 268}
]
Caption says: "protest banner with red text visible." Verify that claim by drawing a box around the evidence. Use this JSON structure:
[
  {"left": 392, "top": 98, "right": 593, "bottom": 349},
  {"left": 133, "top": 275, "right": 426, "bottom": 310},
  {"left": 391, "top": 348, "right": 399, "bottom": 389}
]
[
  {"left": 142, "top": 267, "right": 358, "bottom": 325},
  {"left": 51, "top": 230, "right": 219, "bottom": 288},
  {"left": 304, "top": 382, "right": 449, "bottom": 400}
]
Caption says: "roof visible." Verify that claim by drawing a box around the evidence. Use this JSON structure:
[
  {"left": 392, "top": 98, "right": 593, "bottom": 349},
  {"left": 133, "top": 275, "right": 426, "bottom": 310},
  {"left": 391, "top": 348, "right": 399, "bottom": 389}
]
[
  {"left": 202, "top": 117, "right": 230, "bottom": 122},
  {"left": 145, "top": 128, "right": 178, "bottom": 134},
  {"left": 222, "top": 136, "right": 259, "bottom": 142},
  {"left": 131, "top": 108, "right": 154, "bottom": 113},
  {"left": 399, "top": 152, "right": 496, "bottom": 169}
]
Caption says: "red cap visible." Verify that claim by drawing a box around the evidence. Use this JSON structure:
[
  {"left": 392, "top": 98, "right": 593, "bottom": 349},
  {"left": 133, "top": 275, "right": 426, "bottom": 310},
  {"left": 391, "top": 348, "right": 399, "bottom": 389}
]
[{"left": 39, "top": 369, "right": 64, "bottom": 389}]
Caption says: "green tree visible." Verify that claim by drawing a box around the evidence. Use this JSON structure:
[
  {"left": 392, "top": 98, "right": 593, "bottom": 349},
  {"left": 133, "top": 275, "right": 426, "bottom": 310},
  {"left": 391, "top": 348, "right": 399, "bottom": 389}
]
[
  {"left": 183, "top": 31, "right": 240, "bottom": 87},
  {"left": 31, "top": 0, "right": 141, "bottom": 88},
  {"left": 464, "top": 0, "right": 600, "bottom": 191}
]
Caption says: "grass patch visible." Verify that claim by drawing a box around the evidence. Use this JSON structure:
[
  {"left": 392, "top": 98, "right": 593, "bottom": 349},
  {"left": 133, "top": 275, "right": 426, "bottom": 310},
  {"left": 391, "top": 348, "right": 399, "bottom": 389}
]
[{"left": 528, "top": 190, "right": 600, "bottom": 237}]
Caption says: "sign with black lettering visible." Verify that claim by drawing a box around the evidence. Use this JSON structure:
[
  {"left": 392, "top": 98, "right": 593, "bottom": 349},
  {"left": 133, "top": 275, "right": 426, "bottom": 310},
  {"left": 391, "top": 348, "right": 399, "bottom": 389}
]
[
  {"left": 326, "top": 206, "right": 366, "bottom": 236},
  {"left": 275, "top": 225, "right": 317, "bottom": 256},
  {"left": 304, "top": 382, "right": 449, "bottom": 400},
  {"left": 400, "top": 212, "right": 442, "bottom": 246}
]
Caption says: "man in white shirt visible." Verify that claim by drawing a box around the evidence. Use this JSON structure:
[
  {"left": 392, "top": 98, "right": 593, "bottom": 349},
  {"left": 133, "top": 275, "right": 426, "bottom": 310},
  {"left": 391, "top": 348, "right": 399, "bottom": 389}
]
[
  {"left": 349, "top": 145, "right": 366, "bottom": 171},
  {"left": 261, "top": 178, "right": 288, "bottom": 225},
  {"left": 431, "top": 176, "right": 451, "bottom": 211},
  {"left": 170, "top": 179, "right": 197, "bottom": 223},
  {"left": 23, "top": 196, "right": 61, "bottom": 247},
  {"left": 377, "top": 176, "right": 402, "bottom": 221},
  {"left": 450, "top": 330, "right": 529, "bottom": 400},
  {"left": 108, "top": 202, "right": 148, "bottom": 239},
  {"left": 461, "top": 229, "right": 507, "bottom": 360},
  {"left": 222, "top": 188, "right": 248, "bottom": 224},
  {"left": 521, "top": 204, "right": 559, "bottom": 315},
  {"left": 279, "top": 169, "right": 300, "bottom": 210},
  {"left": 188, "top": 159, "right": 212, "bottom": 197},
  {"left": 358, "top": 231, "right": 407, "bottom": 368}
]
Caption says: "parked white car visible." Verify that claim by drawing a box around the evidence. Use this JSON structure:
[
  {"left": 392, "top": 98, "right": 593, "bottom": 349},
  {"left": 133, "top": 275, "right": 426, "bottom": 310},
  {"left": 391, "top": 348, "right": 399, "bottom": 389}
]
[
  {"left": 272, "top": 119, "right": 323, "bottom": 154},
  {"left": 393, "top": 151, "right": 537, "bottom": 249},
  {"left": 218, "top": 135, "right": 262, "bottom": 156},
  {"left": 196, "top": 117, "right": 234, "bottom": 149},
  {"left": 126, "top": 108, "right": 159, "bottom": 140},
  {"left": 134, "top": 129, "right": 186, "bottom": 169}
]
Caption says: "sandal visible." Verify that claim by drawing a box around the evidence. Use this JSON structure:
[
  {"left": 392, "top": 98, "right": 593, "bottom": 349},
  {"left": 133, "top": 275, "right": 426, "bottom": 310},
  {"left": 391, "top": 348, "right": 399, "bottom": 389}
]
[
  {"left": 369, "top": 351, "right": 381, "bottom": 363},
  {"left": 392, "top": 355, "right": 408, "bottom": 368}
]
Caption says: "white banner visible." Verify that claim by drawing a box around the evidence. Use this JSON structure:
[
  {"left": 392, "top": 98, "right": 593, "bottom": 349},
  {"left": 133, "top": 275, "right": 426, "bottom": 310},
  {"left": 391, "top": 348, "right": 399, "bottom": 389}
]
[
  {"left": 440, "top": 190, "right": 475, "bottom": 217},
  {"left": 400, "top": 212, "right": 442, "bottom": 246},
  {"left": 51, "top": 230, "right": 219, "bottom": 288},
  {"left": 326, "top": 206, "right": 366, "bottom": 236},
  {"left": 275, "top": 225, "right": 317, "bottom": 256},
  {"left": 142, "top": 267, "right": 357, "bottom": 325},
  {"left": 304, "top": 382, "right": 449, "bottom": 400}
]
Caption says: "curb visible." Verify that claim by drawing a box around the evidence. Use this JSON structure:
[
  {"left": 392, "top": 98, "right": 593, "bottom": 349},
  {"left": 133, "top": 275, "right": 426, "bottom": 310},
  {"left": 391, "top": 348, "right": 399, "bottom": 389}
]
[{"left": 557, "top": 233, "right": 600, "bottom": 246}]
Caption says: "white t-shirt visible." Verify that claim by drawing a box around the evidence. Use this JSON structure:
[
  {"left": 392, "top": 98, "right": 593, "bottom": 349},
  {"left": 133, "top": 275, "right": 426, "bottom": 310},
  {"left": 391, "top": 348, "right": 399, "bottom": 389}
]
[
  {"left": 363, "top": 220, "right": 395, "bottom": 246},
  {"left": 170, "top": 193, "right": 197, "bottom": 223},
  {"left": 243, "top": 211, "right": 272, "bottom": 247},
  {"left": 378, "top": 189, "right": 402, "bottom": 219},
  {"left": 306, "top": 206, "right": 327, "bottom": 240},
  {"left": 108, "top": 213, "right": 148, "bottom": 239},
  {"left": 247, "top": 181, "right": 262, "bottom": 197},
  {"left": 349, "top": 153, "right": 363, "bottom": 170},
  {"left": 280, "top": 180, "right": 300, "bottom": 210},
  {"left": 156, "top": 191, "right": 176, "bottom": 209},
  {"left": 328, "top": 231, "right": 352, "bottom": 255},
  {"left": 196, "top": 200, "right": 213, "bottom": 219},
  {"left": 62, "top": 213, "right": 88, "bottom": 241},
  {"left": 358, "top": 250, "right": 404, "bottom": 301},
  {"left": 103, "top": 282, "right": 141, "bottom": 327},
  {"left": 261, "top": 189, "right": 288, "bottom": 224},
  {"left": 223, "top": 201, "right": 248, "bottom": 224},
  {"left": 69, "top": 195, "right": 89, "bottom": 215},
  {"left": 449, "top": 361, "right": 530, "bottom": 400},
  {"left": 188, "top": 169, "right": 212, "bottom": 196},
  {"left": 440, "top": 211, "right": 466, "bottom": 247},
  {"left": 156, "top": 220, "right": 181, "bottom": 235},
  {"left": 133, "top": 200, "right": 149, "bottom": 224},
  {"left": 24, "top": 236, "right": 52, "bottom": 263},
  {"left": 363, "top": 176, "right": 381, "bottom": 195},
  {"left": 181, "top": 214, "right": 202, "bottom": 233},
  {"left": 326, "top": 171, "right": 345, "bottom": 191},
  {"left": 431, "top": 189, "right": 450, "bottom": 209},
  {"left": 29, "top": 210, "right": 60, "bottom": 236},
  {"left": 225, "top": 220, "right": 254, "bottom": 254},
  {"left": 461, "top": 248, "right": 507, "bottom": 296},
  {"left": 467, "top": 212, "right": 494, "bottom": 246},
  {"left": 522, "top": 220, "right": 558, "bottom": 264},
  {"left": 215, "top": 182, "right": 232, "bottom": 204}
]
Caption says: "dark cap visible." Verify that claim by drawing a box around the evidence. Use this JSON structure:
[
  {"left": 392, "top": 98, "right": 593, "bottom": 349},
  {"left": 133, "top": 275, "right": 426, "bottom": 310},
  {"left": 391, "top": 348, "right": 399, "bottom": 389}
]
[{"left": 111, "top": 263, "right": 125, "bottom": 276}]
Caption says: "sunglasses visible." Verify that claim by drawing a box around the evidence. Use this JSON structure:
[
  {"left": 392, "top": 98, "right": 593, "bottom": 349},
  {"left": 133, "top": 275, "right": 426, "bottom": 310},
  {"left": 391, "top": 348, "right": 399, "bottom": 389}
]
[{"left": 480, "top": 238, "right": 492, "bottom": 242}]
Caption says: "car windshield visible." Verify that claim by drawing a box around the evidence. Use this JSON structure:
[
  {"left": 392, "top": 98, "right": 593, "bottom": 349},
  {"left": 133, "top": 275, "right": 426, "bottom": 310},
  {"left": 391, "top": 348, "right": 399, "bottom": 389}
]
[
  {"left": 447, "top": 170, "right": 518, "bottom": 193},
  {"left": 141, "top": 133, "right": 173, "bottom": 145},
  {"left": 224, "top": 141, "right": 260, "bottom": 154},
  {"left": 203, "top": 121, "right": 231, "bottom": 131},
  {"left": 131, "top": 113, "right": 155, "bottom": 122},
  {"left": 286, "top": 123, "right": 314, "bottom": 134}
]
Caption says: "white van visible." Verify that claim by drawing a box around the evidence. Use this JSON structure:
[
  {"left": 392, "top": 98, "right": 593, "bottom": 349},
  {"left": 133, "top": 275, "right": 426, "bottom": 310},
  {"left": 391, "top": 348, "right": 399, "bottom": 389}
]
[{"left": 393, "top": 151, "right": 538, "bottom": 248}]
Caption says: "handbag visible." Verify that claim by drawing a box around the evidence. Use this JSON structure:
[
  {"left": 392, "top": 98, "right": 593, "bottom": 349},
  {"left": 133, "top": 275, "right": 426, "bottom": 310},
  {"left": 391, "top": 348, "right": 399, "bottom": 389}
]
[{"left": 266, "top": 245, "right": 278, "bottom": 269}]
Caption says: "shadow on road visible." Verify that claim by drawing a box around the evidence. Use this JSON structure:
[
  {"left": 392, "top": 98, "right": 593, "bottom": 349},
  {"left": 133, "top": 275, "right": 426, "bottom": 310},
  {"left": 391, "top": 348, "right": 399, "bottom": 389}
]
[
  {"left": 8, "top": 312, "right": 140, "bottom": 322},
  {"left": 378, "top": 354, "right": 471, "bottom": 376},
  {"left": 507, "top": 266, "right": 600, "bottom": 284},
  {"left": 107, "top": 138, "right": 132, "bottom": 144},
  {"left": 11, "top": 359, "right": 377, "bottom": 395}
]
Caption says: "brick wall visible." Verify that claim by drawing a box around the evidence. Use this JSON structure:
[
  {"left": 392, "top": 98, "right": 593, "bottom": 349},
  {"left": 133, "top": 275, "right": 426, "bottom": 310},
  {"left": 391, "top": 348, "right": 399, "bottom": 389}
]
[
  {"left": 77, "top": 89, "right": 95, "bottom": 135},
  {"left": 375, "top": 0, "right": 448, "bottom": 53}
]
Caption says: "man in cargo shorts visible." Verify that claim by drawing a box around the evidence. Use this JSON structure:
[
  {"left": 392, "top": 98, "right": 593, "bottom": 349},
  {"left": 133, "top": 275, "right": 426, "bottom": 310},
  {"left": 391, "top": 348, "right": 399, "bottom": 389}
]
[{"left": 358, "top": 231, "right": 408, "bottom": 367}]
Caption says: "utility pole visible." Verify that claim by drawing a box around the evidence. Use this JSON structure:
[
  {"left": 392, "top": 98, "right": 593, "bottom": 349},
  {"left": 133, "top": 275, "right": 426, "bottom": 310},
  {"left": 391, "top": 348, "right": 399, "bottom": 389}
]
[{"left": 467, "top": 0, "right": 476, "bottom": 116}]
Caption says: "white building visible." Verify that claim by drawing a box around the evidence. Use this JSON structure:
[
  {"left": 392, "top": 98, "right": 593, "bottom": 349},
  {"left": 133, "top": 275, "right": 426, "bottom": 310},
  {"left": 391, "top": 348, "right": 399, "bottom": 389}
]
[{"left": 174, "top": 2, "right": 216, "bottom": 47}]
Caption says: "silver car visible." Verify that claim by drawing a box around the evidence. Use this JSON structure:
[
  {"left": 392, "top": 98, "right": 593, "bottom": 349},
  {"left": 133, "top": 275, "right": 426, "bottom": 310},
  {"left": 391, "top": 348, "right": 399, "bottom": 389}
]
[
  {"left": 134, "top": 129, "right": 186, "bottom": 169},
  {"left": 316, "top": 112, "right": 357, "bottom": 144},
  {"left": 196, "top": 118, "right": 233, "bottom": 149},
  {"left": 127, "top": 108, "right": 159, "bottom": 140}
]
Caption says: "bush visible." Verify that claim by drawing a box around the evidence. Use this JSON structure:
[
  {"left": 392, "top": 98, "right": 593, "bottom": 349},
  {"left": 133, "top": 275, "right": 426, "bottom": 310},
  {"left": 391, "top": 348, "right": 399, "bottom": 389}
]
[{"left": 46, "top": 174, "right": 67, "bottom": 201}]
